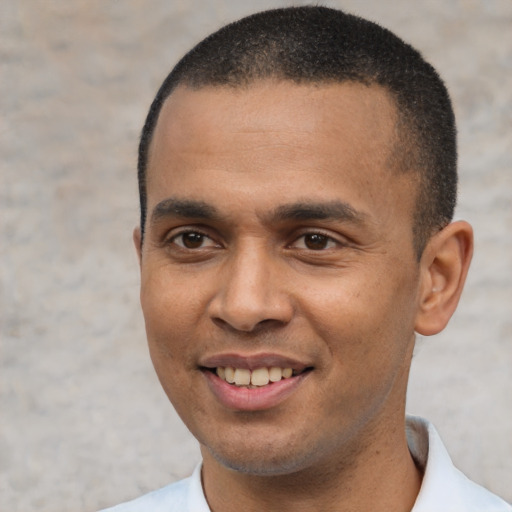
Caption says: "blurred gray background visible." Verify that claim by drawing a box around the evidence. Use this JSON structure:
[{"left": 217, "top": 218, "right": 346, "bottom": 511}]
[{"left": 1, "top": 1, "right": 511, "bottom": 510}]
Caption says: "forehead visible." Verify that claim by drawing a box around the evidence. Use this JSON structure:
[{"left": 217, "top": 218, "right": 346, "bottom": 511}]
[
  {"left": 150, "top": 81, "right": 399, "bottom": 167},
  {"left": 146, "top": 80, "right": 415, "bottom": 230}
]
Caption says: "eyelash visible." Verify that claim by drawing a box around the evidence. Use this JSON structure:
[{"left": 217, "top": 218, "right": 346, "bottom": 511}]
[
  {"left": 166, "top": 229, "right": 218, "bottom": 250},
  {"left": 290, "top": 231, "right": 341, "bottom": 251},
  {"left": 165, "top": 228, "right": 343, "bottom": 253}
]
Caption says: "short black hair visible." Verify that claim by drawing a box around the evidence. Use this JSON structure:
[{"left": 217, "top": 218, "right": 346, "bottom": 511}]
[{"left": 138, "top": 6, "right": 457, "bottom": 256}]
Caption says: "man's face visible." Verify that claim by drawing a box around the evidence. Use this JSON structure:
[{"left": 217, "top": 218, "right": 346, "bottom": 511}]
[{"left": 137, "top": 81, "right": 423, "bottom": 475}]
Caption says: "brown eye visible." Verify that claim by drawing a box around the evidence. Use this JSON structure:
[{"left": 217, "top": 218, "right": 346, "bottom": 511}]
[
  {"left": 304, "top": 233, "right": 330, "bottom": 250},
  {"left": 290, "top": 233, "right": 338, "bottom": 251},
  {"left": 182, "top": 232, "right": 205, "bottom": 248},
  {"left": 172, "top": 231, "right": 216, "bottom": 249}
]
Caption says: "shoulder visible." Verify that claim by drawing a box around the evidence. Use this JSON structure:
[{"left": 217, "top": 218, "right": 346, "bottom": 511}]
[
  {"left": 98, "top": 464, "right": 209, "bottom": 512},
  {"left": 407, "top": 416, "right": 511, "bottom": 512}
]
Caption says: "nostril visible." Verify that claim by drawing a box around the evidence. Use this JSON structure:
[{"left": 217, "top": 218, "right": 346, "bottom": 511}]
[
  {"left": 207, "top": 269, "right": 294, "bottom": 332},
  {"left": 211, "top": 316, "right": 287, "bottom": 334}
]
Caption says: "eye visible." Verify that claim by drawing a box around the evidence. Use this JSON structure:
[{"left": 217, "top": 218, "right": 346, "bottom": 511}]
[
  {"left": 171, "top": 231, "right": 218, "bottom": 249},
  {"left": 292, "top": 233, "right": 338, "bottom": 250}
]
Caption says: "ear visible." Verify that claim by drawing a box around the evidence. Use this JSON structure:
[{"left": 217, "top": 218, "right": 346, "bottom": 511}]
[
  {"left": 415, "top": 221, "right": 473, "bottom": 336},
  {"left": 133, "top": 226, "right": 142, "bottom": 267}
]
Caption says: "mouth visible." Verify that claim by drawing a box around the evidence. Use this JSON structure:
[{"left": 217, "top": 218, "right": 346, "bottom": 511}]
[
  {"left": 199, "top": 353, "right": 313, "bottom": 410},
  {"left": 206, "top": 366, "right": 311, "bottom": 388}
]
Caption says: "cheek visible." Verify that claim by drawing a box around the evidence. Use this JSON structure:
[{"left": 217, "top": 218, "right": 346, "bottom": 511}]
[
  {"left": 140, "top": 267, "right": 217, "bottom": 373},
  {"left": 142, "top": 266, "right": 201, "bottom": 328},
  {"left": 298, "top": 272, "right": 384, "bottom": 327},
  {"left": 299, "top": 265, "right": 418, "bottom": 355},
  {"left": 140, "top": 281, "right": 197, "bottom": 406},
  {"left": 140, "top": 278, "right": 187, "bottom": 359}
]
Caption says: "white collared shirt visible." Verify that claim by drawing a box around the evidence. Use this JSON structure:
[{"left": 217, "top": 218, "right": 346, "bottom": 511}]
[{"left": 101, "top": 416, "right": 511, "bottom": 511}]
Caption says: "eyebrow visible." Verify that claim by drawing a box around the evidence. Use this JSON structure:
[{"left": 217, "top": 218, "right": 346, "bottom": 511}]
[
  {"left": 269, "top": 201, "right": 367, "bottom": 225},
  {"left": 150, "top": 197, "right": 221, "bottom": 225},
  {"left": 150, "top": 197, "right": 367, "bottom": 228}
]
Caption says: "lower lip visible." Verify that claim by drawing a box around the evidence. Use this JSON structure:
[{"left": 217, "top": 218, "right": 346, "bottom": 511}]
[{"left": 203, "top": 370, "right": 310, "bottom": 411}]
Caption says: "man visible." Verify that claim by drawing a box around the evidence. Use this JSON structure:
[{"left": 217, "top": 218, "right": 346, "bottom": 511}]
[{"left": 102, "top": 6, "right": 511, "bottom": 512}]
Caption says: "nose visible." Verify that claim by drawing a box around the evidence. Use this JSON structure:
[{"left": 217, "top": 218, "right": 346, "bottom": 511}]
[{"left": 208, "top": 244, "right": 294, "bottom": 333}]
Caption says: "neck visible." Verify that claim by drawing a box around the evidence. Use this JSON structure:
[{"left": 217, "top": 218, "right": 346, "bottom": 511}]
[{"left": 201, "top": 416, "right": 422, "bottom": 512}]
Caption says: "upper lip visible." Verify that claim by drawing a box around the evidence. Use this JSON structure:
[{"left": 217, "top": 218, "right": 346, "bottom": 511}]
[{"left": 199, "top": 352, "right": 311, "bottom": 372}]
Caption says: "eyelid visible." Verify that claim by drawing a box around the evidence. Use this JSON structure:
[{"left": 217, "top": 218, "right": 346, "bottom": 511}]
[
  {"left": 164, "top": 226, "right": 221, "bottom": 249},
  {"left": 289, "top": 229, "right": 347, "bottom": 249}
]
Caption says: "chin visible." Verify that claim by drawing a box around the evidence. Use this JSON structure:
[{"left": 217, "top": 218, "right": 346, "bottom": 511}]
[
  {"left": 204, "top": 437, "right": 328, "bottom": 477},
  {"left": 211, "top": 451, "right": 306, "bottom": 476}
]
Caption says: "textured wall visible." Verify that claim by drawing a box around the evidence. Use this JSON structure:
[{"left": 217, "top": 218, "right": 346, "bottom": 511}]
[{"left": 1, "top": 1, "right": 511, "bottom": 510}]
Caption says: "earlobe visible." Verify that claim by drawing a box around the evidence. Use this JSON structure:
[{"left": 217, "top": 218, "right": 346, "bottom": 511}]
[
  {"left": 133, "top": 226, "right": 143, "bottom": 266},
  {"left": 415, "top": 221, "right": 473, "bottom": 336}
]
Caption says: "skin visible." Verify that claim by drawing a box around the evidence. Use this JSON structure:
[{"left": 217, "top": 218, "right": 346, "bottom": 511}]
[{"left": 134, "top": 81, "right": 473, "bottom": 512}]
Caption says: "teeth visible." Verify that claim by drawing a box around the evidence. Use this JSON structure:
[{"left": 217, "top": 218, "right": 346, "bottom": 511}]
[
  {"left": 251, "top": 367, "right": 269, "bottom": 386},
  {"left": 224, "top": 366, "right": 235, "bottom": 384},
  {"left": 215, "top": 366, "right": 295, "bottom": 387},
  {"left": 282, "top": 368, "right": 293, "bottom": 378},
  {"left": 269, "top": 367, "right": 283, "bottom": 382},
  {"left": 234, "top": 368, "right": 251, "bottom": 386}
]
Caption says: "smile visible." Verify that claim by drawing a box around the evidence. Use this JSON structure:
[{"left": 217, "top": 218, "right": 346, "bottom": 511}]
[
  {"left": 215, "top": 366, "right": 296, "bottom": 387},
  {"left": 203, "top": 364, "right": 312, "bottom": 411},
  {"left": 200, "top": 353, "right": 313, "bottom": 409}
]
